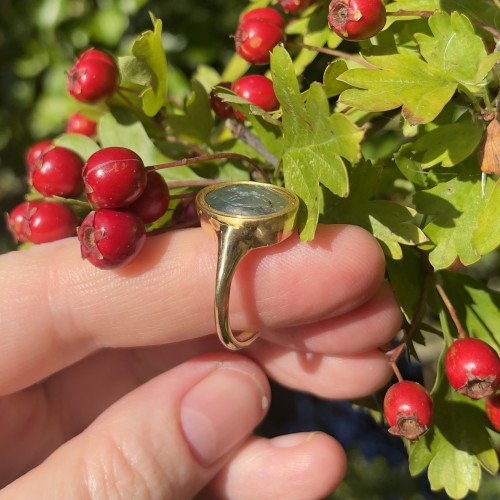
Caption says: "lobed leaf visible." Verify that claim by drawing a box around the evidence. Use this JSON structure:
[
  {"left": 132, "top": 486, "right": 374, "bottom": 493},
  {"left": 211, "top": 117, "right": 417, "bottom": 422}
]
[
  {"left": 396, "top": 120, "right": 484, "bottom": 170},
  {"left": 416, "top": 11, "right": 493, "bottom": 89},
  {"left": 338, "top": 54, "right": 457, "bottom": 125},
  {"left": 120, "top": 15, "right": 168, "bottom": 116},
  {"left": 471, "top": 180, "right": 500, "bottom": 256},
  {"left": 271, "top": 46, "right": 352, "bottom": 240},
  {"left": 413, "top": 173, "right": 495, "bottom": 269}
]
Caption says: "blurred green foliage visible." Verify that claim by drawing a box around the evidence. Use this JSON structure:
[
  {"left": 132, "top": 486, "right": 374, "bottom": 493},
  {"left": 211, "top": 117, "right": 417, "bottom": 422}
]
[{"left": 0, "top": 0, "right": 241, "bottom": 252}]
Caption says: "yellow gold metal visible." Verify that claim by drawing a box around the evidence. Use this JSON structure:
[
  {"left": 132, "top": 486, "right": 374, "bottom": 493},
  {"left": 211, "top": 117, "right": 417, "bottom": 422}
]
[{"left": 196, "top": 181, "right": 299, "bottom": 350}]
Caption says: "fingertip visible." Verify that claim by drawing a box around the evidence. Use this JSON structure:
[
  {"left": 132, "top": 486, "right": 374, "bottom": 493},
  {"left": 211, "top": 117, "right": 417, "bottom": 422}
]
[{"left": 204, "top": 432, "right": 347, "bottom": 499}]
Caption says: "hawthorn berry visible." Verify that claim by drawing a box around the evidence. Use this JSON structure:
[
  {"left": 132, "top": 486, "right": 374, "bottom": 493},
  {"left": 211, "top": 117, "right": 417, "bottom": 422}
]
[
  {"left": 240, "top": 7, "right": 285, "bottom": 28},
  {"left": 383, "top": 381, "right": 433, "bottom": 441},
  {"left": 7, "top": 200, "right": 77, "bottom": 244},
  {"left": 83, "top": 147, "right": 147, "bottom": 209},
  {"left": 232, "top": 75, "right": 279, "bottom": 120},
  {"left": 67, "top": 48, "right": 119, "bottom": 103},
  {"left": 327, "top": 0, "right": 386, "bottom": 41},
  {"left": 127, "top": 171, "right": 170, "bottom": 224},
  {"left": 32, "top": 146, "right": 84, "bottom": 198},
  {"left": 25, "top": 139, "right": 53, "bottom": 181},
  {"left": 279, "top": 0, "right": 317, "bottom": 13},
  {"left": 172, "top": 197, "right": 199, "bottom": 227},
  {"left": 445, "top": 338, "right": 500, "bottom": 399},
  {"left": 78, "top": 209, "right": 146, "bottom": 269},
  {"left": 235, "top": 18, "right": 285, "bottom": 65},
  {"left": 66, "top": 111, "right": 97, "bottom": 138},
  {"left": 210, "top": 82, "right": 236, "bottom": 119},
  {"left": 486, "top": 394, "right": 500, "bottom": 432}
]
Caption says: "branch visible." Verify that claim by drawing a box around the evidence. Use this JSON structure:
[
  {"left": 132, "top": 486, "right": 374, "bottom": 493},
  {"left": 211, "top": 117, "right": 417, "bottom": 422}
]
[
  {"left": 434, "top": 282, "right": 467, "bottom": 339},
  {"left": 147, "top": 152, "right": 271, "bottom": 183}
]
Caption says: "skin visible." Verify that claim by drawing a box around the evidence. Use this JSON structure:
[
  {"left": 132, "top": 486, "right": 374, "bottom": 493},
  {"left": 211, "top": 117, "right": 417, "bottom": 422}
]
[{"left": 0, "top": 224, "right": 402, "bottom": 499}]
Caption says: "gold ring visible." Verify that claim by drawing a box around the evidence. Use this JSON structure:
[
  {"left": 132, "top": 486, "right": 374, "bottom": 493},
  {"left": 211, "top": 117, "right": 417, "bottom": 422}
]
[{"left": 196, "top": 181, "right": 299, "bottom": 350}]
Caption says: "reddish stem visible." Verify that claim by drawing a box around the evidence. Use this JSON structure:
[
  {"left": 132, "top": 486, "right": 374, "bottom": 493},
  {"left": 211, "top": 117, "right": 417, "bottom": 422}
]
[
  {"left": 390, "top": 360, "right": 405, "bottom": 383},
  {"left": 169, "top": 192, "right": 196, "bottom": 201},
  {"left": 147, "top": 152, "right": 271, "bottom": 183},
  {"left": 435, "top": 282, "right": 467, "bottom": 339},
  {"left": 285, "top": 41, "right": 378, "bottom": 69}
]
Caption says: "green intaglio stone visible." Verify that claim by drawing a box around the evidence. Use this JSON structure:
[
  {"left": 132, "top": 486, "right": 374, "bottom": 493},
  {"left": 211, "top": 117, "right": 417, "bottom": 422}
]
[{"left": 206, "top": 184, "right": 289, "bottom": 216}]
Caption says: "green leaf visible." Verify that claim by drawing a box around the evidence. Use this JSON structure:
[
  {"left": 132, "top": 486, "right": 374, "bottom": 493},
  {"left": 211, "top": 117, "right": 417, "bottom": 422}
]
[
  {"left": 98, "top": 110, "right": 201, "bottom": 182},
  {"left": 441, "top": 0, "right": 500, "bottom": 31},
  {"left": 397, "top": 120, "right": 484, "bottom": 170},
  {"left": 338, "top": 53, "right": 457, "bottom": 125},
  {"left": 415, "top": 11, "right": 492, "bottom": 88},
  {"left": 270, "top": 46, "right": 351, "bottom": 240},
  {"left": 322, "top": 164, "right": 428, "bottom": 258},
  {"left": 471, "top": 180, "right": 500, "bottom": 257},
  {"left": 120, "top": 15, "right": 167, "bottom": 116},
  {"left": 54, "top": 133, "right": 99, "bottom": 160},
  {"left": 323, "top": 60, "right": 350, "bottom": 98},
  {"left": 413, "top": 173, "right": 495, "bottom": 269},
  {"left": 168, "top": 79, "right": 214, "bottom": 143},
  {"left": 386, "top": 248, "right": 428, "bottom": 323}
]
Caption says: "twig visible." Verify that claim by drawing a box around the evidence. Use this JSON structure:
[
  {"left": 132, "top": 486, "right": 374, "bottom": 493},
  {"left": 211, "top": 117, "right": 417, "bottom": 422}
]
[
  {"left": 434, "top": 282, "right": 467, "bottom": 339},
  {"left": 285, "top": 41, "right": 378, "bottom": 69},
  {"left": 382, "top": 270, "right": 432, "bottom": 368},
  {"left": 228, "top": 120, "right": 279, "bottom": 168},
  {"left": 147, "top": 152, "right": 271, "bottom": 183},
  {"left": 167, "top": 179, "right": 221, "bottom": 189}
]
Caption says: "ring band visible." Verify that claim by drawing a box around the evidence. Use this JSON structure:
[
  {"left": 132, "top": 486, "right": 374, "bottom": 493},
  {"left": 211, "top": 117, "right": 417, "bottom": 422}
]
[{"left": 196, "top": 181, "right": 299, "bottom": 350}]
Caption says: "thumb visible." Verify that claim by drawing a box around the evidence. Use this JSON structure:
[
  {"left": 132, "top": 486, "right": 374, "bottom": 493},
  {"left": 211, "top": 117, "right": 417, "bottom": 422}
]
[{"left": 2, "top": 353, "right": 270, "bottom": 499}]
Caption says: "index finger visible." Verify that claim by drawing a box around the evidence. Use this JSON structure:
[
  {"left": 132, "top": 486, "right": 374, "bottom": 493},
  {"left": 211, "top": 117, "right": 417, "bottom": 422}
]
[{"left": 0, "top": 224, "right": 386, "bottom": 394}]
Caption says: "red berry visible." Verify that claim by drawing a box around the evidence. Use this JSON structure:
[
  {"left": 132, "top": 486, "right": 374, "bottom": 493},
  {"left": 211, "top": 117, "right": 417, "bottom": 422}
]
[
  {"left": 78, "top": 209, "right": 146, "bottom": 269},
  {"left": 83, "top": 147, "right": 147, "bottom": 209},
  {"left": 7, "top": 201, "right": 37, "bottom": 242},
  {"left": 172, "top": 197, "right": 200, "bottom": 227},
  {"left": 7, "top": 200, "right": 77, "bottom": 244},
  {"left": 240, "top": 8, "right": 285, "bottom": 28},
  {"left": 383, "top": 381, "right": 433, "bottom": 441},
  {"left": 486, "top": 394, "right": 500, "bottom": 432},
  {"left": 327, "top": 0, "right": 386, "bottom": 41},
  {"left": 279, "top": 0, "right": 317, "bottom": 13},
  {"left": 66, "top": 111, "right": 97, "bottom": 138},
  {"left": 235, "top": 18, "right": 285, "bottom": 65},
  {"left": 210, "top": 82, "right": 236, "bottom": 119},
  {"left": 25, "top": 140, "right": 53, "bottom": 181},
  {"left": 67, "top": 48, "right": 119, "bottom": 103},
  {"left": 32, "top": 146, "right": 84, "bottom": 198},
  {"left": 127, "top": 171, "right": 170, "bottom": 224},
  {"left": 232, "top": 75, "right": 279, "bottom": 120},
  {"left": 445, "top": 338, "right": 500, "bottom": 399}
]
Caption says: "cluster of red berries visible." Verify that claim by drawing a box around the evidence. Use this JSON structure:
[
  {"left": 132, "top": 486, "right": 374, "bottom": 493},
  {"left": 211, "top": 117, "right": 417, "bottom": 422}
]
[
  {"left": 383, "top": 337, "right": 500, "bottom": 441},
  {"left": 6, "top": 48, "right": 180, "bottom": 269},
  {"left": 209, "top": 0, "right": 386, "bottom": 122}
]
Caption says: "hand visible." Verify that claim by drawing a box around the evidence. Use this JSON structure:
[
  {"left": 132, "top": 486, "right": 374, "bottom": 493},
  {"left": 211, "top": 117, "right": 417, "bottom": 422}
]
[{"left": 0, "top": 224, "right": 402, "bottom": 499}]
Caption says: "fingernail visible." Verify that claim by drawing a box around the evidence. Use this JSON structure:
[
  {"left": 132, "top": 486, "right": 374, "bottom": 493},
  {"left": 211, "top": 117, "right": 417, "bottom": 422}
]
[
  {"left": 180, "top": 363, "right": 269, "bottom": 466},
  {"left": 270, "top": 432, "right": 318, "bottom": 448}
]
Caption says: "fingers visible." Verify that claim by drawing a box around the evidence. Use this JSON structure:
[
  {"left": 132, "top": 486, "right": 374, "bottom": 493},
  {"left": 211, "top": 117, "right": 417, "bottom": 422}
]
[
  {"left": 250, "top": 340, "right": 393, "bottom": 399},
  {"left": 0, "top": 224, "right": 387, "bottom": 394},
  {"left": 203, "top": 433, "right": 346, "bottom": 500},
  {"left": 1, "top": 354, "right": 271, "bottom": 498},
  {"left": 261, "top": 282, "right": 403, "bottom": 355},
  {"left": 0, "top": 334, "right": 390, "bottom": 476}
]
